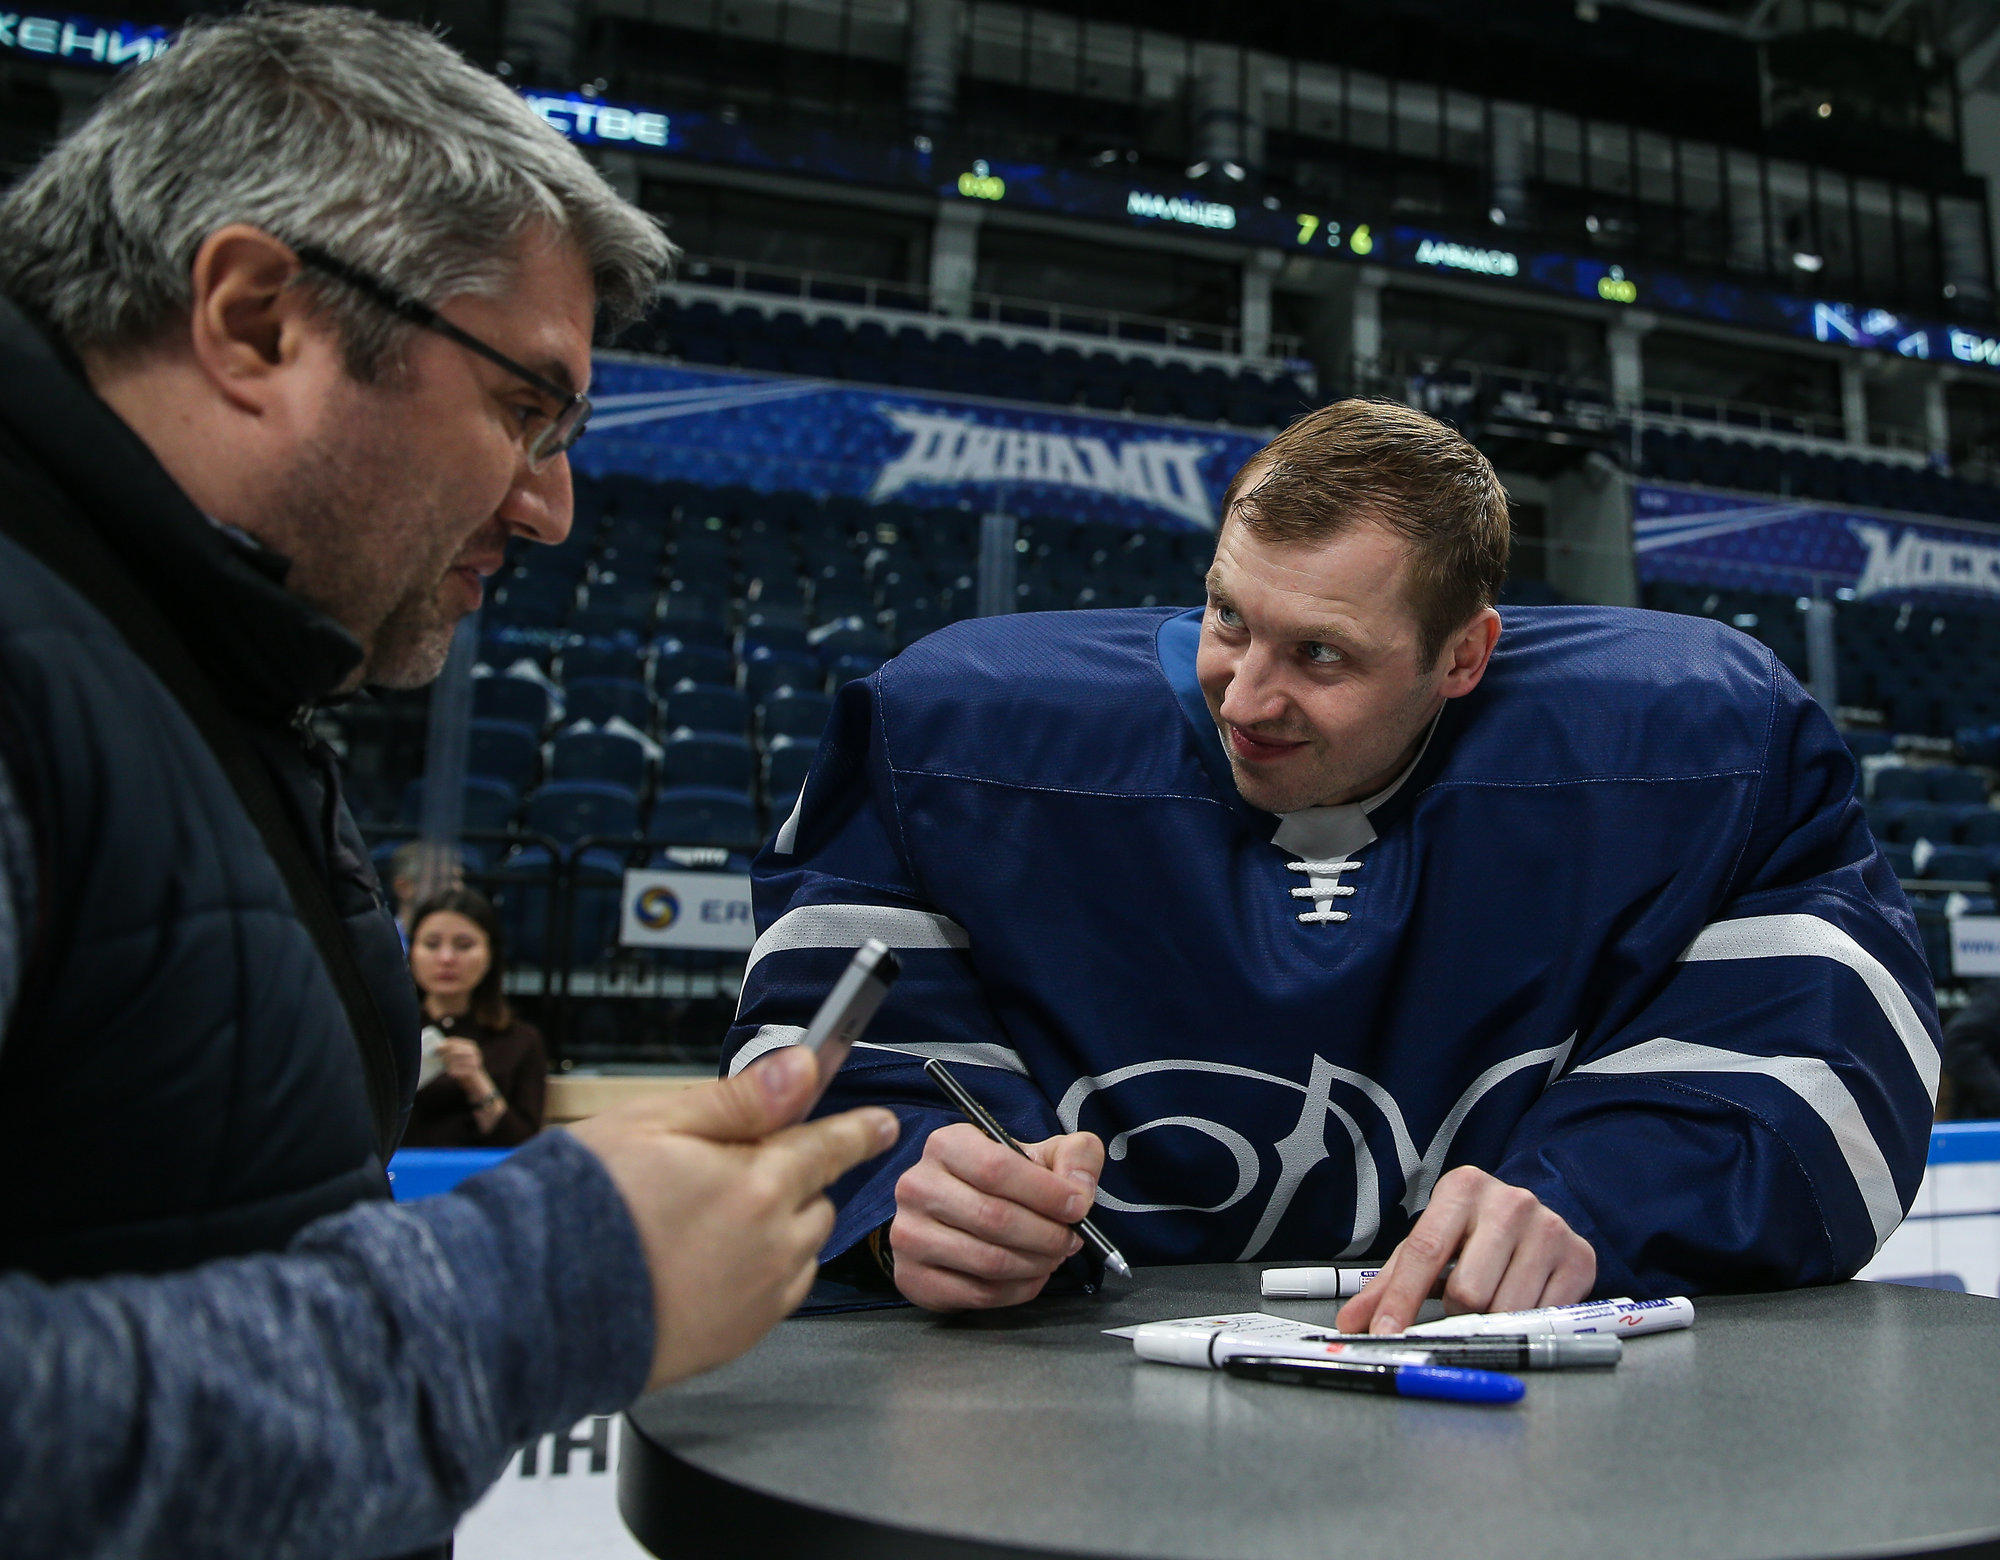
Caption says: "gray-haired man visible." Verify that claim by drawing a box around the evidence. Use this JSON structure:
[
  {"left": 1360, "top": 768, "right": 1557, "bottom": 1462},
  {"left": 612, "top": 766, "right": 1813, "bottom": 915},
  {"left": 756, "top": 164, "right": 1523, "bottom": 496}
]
[{"left": 0, "top": 8, "right": 896, "bottom": 1557}]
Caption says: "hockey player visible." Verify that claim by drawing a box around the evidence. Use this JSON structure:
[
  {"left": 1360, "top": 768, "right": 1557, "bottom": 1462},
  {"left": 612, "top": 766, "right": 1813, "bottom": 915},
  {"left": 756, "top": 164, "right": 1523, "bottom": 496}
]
[{"left": 727, "top": 399, "right": 1939, "bottom": 1330}]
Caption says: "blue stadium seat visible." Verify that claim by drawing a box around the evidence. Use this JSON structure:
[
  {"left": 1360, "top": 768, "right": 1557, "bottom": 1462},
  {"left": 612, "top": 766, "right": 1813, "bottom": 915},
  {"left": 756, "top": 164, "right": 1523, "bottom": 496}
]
[
  {"left": 562, "top": 640, "right": 647, "bottom": 683},
  {"left": 764, "top": 735, "right": 818, "bottom": 801},
  {"left": 659, "top": 597, "right": 733, "bottom": 649},
  {"left": 567, "top": 847, "right": 629, "bottom": 966},
  {"left": 492, "top": 573, "right": 572, "bottom": 627},
  {"left": 1923, "top": 846, "right": 1990, "bottom": 883},
  {"left": 467, "top": 719, "right": 539, "bottom": 793},
  {"left": 653, "top": 635, "right": 735, "bottom": 688},
  {"left": 472, "top": 673, "right": 553, "bottom": 730},
  {"left": 1871, "top": 768, "right": 1929, "bottom": 804},
  {"left": 1881, "top": 842, "right": 1917, "bottom": 878},
  {"left": 663, "top": 680, "right": 750, "bottom": 737},
  {"left": 1891, "top": 804, "right": 1960, "bottom": 845},
  {"left": 398, "top": 776, "right": 519, "bottom": 834},
  {"left": 565, "top": 676, "right": 654, "bottom": 731},
  {"left": 648, "top": 786, "right": 762, "bottom": 850},
  {"left": 1928, "top": 767, "right": 1989, "bottom": 806},
  {"left": 742, "top": 606, "right": 812, "bottom": 657},
  {"left": 760, "top": 689, "right": 834, "bottom": 742},
  {"left": 661, "top": 730, "right": 754, "bottom": 794},
  {"left": 491, "top": 845, "right": 558, "bottom": 964},
  {"left": 550, "top": 729, "right": 650, "bottom": 792},
  {"left": 1958, "top": 811, "right": 2000, "bottom": 848},
  {"left": 523, "top": 780, "right": 640, "bottom": 845},
  {"left": 744, "top": 646, "right": 822, "bottom": 703}
]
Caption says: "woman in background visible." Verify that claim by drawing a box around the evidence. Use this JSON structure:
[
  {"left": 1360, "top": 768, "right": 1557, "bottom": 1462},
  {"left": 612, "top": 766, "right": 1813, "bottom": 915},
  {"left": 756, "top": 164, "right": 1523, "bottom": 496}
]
[{"left": 403, "top": 887, "right": 548, "bottom": 1147}]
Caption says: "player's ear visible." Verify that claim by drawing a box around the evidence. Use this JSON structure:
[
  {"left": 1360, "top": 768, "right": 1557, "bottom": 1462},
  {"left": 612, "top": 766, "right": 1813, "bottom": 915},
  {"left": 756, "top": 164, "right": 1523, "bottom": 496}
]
[{"left": 1439, "top": 608, "right": 1502, "bottom": 699}]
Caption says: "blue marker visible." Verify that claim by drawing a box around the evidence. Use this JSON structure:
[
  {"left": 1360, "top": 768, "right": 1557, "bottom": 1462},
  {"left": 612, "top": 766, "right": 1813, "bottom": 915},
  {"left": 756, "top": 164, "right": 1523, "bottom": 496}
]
[{"left": 1222, "top": 1354, "right": 1524, "bottom": 1406}]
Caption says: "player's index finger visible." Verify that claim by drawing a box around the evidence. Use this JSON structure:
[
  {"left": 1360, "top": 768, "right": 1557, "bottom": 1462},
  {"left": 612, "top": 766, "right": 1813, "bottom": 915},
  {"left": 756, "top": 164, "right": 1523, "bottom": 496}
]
[{"left": 1370, "top": 1198, "right": 1475, "bottom": 1329}]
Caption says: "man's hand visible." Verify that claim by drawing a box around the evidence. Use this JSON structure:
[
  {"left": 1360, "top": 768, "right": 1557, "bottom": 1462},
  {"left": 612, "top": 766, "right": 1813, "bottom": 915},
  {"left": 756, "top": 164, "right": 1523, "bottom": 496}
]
[
  {"left": 1335, "top": 1166, "right": 1596, "bottom": 1336},
  {"left": 567, "top": 1046, "right": 898, "bottom": 1390},
  {"left": 890, "top": 1123, "right": 1105, "bottom": 1311}
]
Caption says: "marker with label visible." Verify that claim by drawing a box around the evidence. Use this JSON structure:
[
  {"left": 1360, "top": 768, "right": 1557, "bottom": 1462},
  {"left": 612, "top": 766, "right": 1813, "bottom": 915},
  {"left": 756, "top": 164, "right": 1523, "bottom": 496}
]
[
  {"left": 1125, "top": 1313, "right": 1620, "bottom": 1371},
  {"left": 1406, "top": 1296, "right": 1694, "bottom": 1339},
  {"left": 1261, "top": 1267, "right": 1382, "bottom": 1300}
]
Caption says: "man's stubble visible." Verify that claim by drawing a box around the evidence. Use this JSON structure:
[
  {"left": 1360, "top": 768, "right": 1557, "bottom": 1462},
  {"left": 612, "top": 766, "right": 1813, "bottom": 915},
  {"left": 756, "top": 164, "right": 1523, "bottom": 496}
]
[{"left": 260, "top": 384, "right": 488, "bottom": 691}]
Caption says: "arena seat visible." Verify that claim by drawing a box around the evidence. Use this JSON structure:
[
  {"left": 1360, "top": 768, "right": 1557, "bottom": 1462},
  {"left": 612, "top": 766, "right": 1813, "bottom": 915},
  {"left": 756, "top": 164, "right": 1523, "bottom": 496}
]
[
  {"left": 662, "top": 681, "right": 750, "bottom": 738},
  {"left": 744, "top": 647, "right": 823, "bottom": 703},
  {"left": 399, "top": 776, "right": 519, "bottom": 834},
  {"left": 549, "top": 728, "right": 650, "bottom": 792},
  {"left": 472, "top": 673, "right": 553, "bottom": 730},
  {"left": 1872, "top": 769, "right": 1932, "bottom": 804},
  {"left": 1922, "top": 845, "right": 1991, "bottom": 882},
  {"left": 1928, "top": 768, "right": 1989, "bottom": 806},
  {"left": 467, "top": 719, "right": 540, "bottom": 794},
  {"left": 661, "top": 730, "right": 755, "bottom": 794},
  {"left": 523, "top": 780, "right": 641, "bottom": 845},
  {"left": 760, "top": 689, "right": 834, "bottom": 742},
  {"left": 652, "top": 635, "right": 735, "bottom": 688},
  {"left": 764, "top": 735, "right": 819, "bottom": 804},
  {"left": 565, "top": 676, "right": 654, "bottom": 731},
  {"left": 649, "top": 786, "right": 763, "bottom": 851}
]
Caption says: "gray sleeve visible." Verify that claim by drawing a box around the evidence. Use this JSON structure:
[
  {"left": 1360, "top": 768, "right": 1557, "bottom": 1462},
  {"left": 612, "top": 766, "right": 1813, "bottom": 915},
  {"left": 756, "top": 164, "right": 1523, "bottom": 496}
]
[
  {"left": 0, "top": 742, "right": 34, "bottom": 1030},
  {"left": 0, "top": 1128, "right": 655, "bottom": 1560}
]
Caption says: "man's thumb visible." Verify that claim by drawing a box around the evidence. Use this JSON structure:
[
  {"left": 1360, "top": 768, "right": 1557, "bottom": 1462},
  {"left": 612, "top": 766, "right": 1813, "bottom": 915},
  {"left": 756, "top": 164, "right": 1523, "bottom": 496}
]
[{"left": 665, "top": 1046, "right": 818, "bottom": 1141}]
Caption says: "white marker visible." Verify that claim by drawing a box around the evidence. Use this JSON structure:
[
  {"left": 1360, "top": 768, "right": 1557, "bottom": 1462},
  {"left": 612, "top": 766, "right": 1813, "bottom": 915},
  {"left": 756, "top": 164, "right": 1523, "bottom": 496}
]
[
  {"left": 1124, "top": 1311, "right": 1621, "bottom": 1371},
  {"left": 1406, "top": 1296, "right": 1694, "bottom": 1339},
  {"left": 1261, "top": 1267, "right": 1382, "bottom": 1300},
  {"left": 1130, "top": 1313, "right": 1433, "bottom": 1370}
]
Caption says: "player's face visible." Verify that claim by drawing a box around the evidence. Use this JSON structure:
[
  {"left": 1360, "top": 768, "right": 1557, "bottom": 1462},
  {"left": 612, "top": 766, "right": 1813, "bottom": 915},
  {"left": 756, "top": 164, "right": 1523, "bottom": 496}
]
[{"left": 1197, "top": 517, "right": 1473, "bottom": 814}]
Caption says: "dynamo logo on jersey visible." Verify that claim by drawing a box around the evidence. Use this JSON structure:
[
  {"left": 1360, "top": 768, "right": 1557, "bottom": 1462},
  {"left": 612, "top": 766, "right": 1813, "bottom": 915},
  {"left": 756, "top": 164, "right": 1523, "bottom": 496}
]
[{"left": 870, "top": 406, "right": 1220, "bottom": 529}]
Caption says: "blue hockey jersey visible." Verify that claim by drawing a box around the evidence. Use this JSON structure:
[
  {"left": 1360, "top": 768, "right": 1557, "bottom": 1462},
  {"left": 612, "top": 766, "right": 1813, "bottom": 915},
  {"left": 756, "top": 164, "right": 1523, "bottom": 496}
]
[{"left": 726, "top": 604, "right": 1940, "bottom": 1298}]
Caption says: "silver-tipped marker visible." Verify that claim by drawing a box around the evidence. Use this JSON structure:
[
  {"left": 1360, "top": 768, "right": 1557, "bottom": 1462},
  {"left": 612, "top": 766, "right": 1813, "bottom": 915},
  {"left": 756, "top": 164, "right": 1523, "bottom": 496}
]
[{"left": 921, "top": 1057, "right": 1132, "bottom": 1281}]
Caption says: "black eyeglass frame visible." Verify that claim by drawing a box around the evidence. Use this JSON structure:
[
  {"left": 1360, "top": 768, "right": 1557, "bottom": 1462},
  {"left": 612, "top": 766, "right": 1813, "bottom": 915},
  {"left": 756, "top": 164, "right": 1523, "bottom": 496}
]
[{"left": 293, "top": 244, "right": 591, "bottom": 469}]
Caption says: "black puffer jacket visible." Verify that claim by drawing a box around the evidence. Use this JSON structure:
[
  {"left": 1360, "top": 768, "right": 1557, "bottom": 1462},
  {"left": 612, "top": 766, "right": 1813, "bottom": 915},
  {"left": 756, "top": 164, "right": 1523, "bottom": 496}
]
[{"left": 0, "top": 295, "right": 420, "bottom": 1280}]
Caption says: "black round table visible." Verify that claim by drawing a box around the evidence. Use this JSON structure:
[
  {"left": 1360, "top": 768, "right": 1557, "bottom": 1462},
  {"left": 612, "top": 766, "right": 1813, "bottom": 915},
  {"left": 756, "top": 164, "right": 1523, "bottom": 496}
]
[{"left": 620, "top": 1266, "right": 2000, "bottom": 1560}]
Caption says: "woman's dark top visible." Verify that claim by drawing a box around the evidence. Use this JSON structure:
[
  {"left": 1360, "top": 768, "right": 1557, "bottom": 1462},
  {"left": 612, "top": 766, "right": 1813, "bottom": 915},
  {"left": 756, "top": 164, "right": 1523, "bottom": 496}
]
[
  {"left": 1945, "top": 981, "right": 2000, "bottom": 1120},
  {"left": 400, "top": 1012, "right": 548, "bottom": 1148}
]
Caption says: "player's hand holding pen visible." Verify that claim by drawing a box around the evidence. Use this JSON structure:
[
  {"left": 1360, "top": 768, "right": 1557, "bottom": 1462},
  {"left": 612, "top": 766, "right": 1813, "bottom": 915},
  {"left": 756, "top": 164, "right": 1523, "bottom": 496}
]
[
  {"left": 891, "top": 1121, "right": 1109, "bottom": 1311},
  {"left": 1335, "top": 1165, "right": 1598, "bottom": 1336}
]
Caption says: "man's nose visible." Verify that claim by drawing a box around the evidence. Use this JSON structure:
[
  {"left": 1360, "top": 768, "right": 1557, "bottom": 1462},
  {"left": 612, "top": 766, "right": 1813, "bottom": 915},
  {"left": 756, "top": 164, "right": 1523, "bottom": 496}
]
[
  {"left": 1217, "top": 643, "right": 1289, "bottom": 726},
  {"left": 504, "top": 450, "right": 573, "bottom": 547}
]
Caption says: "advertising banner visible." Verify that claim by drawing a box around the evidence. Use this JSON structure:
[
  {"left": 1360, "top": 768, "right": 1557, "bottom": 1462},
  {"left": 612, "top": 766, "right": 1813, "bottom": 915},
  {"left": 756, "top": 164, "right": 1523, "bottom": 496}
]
[
  {"left": 575, "top": 356, "right": 1265, "bottom": 533},
  {"left": 1634, "top": 481, "right": 2000, "bottom": 606},
  {"left": 618, "top": 869, "right": 755, "bottom": 951},
  {"left": 1951, "top": 916, "right": 2000, "bottom": 978}
]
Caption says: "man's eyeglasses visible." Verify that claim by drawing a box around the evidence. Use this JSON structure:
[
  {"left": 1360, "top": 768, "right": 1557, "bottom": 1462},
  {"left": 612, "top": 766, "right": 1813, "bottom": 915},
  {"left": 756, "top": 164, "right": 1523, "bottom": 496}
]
[{"left": 293, "top": 244, "right": 591, "bottom": 471}]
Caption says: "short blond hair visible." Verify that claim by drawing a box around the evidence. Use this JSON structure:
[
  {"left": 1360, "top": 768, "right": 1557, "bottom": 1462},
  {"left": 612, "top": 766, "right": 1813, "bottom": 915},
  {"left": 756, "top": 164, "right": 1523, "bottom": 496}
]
[{"left": 1223, "top": 400, "right": 1511, "bottom": 664}]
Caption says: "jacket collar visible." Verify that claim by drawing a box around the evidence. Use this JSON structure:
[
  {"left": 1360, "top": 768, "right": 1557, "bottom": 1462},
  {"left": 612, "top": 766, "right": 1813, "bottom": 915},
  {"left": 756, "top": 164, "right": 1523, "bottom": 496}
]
[{"left": 0, "top": 295, "right": 364, "bottom": 718}]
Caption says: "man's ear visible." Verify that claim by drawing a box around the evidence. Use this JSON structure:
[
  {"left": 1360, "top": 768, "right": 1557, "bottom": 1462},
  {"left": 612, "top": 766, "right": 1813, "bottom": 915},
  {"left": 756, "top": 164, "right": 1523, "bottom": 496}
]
[
  {"left": 1439, "top": 607, "right": 1502, "bottom": 700},
  {"left": 183, "top": 224, "right": 324, "bottom": 412}
]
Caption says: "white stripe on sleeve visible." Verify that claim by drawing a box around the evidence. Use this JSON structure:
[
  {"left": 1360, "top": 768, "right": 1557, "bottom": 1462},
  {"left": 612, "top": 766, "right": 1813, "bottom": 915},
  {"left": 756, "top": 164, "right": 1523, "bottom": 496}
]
[
  {"left": 724, "top": 1029, "right": 1029, "bottom": 1080},
  {"left": 743, "top": 904, "right": 970, "bottom": 978},
  {"left": 1679, "top": 913, "right": 1939, "bottom": 1099},
  {"left": 1572, "top": 1036, "right": 1905, "bottom": 1250}
]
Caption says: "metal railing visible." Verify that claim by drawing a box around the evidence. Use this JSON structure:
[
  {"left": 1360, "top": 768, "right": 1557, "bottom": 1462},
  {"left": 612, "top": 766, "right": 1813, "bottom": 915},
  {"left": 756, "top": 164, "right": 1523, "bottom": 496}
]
[
  {"left": 1636, "top": 387, "right": 1932, "bottom": 461},
  {"left": 665, "top": 253, "right": 1309, "bottom": 368}
]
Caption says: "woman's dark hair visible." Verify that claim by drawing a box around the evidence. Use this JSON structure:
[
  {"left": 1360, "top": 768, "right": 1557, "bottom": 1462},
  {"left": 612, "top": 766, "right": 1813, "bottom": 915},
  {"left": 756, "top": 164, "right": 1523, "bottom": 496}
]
[{"left": 408, "top": 886, "right": 513, "bottom": 1030}]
